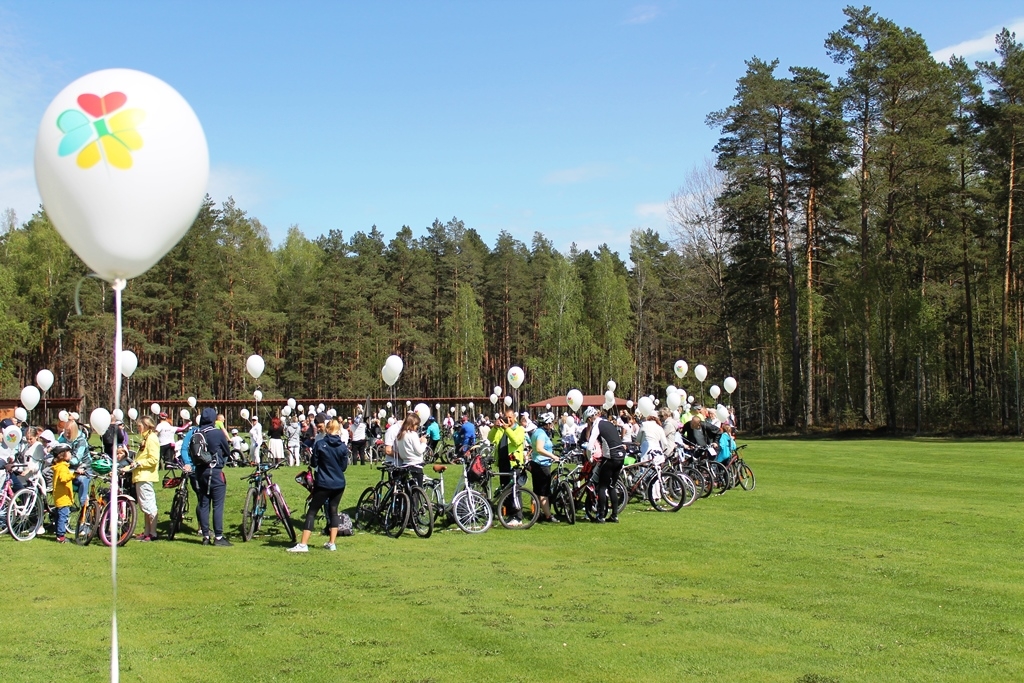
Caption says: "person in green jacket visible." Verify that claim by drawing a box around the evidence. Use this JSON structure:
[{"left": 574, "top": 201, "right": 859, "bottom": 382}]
[{"left": 488, "top": 408, "right": 527, "bottom": 526}]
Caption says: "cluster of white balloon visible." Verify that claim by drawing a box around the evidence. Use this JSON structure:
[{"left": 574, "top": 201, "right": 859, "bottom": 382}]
[
  {"left": 16, "top": 369, "right": 54, "bottom": 420},
  {"left": 488, "top": 366, "right": 525, "bottom": 411},
  {"left": 380, "top": 355, "right": 403, "bottom": 387}
]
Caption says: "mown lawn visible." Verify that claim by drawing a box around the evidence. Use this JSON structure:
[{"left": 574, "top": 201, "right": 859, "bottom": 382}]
[{"left": 2, "top": 439, "right": 1022, "bottom": 682}]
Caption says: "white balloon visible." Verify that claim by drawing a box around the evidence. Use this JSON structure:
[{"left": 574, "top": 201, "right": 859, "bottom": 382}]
[
  {"left": 120, "top": 350, "right": 138, "bottom": 378},
  {"left": 637, "top": 396, "right": 655, "bottom": 418},
  {"left": 287, "top": 398, "right": 296, "bottom": 409},
  {"left": 604, "top": 390, "right": 615, "bottom": 404},
  {"left": 710, "top": 385, "right": 721, "bottom": 399},
  {"left": 90, "top": 407, "right": 111, "bottom": 436},
  {"left": 2, "top": 425, "right": 21, "bottom": 448},
  {"left": 666, "top": 392, "right": 681, "bottom": 411},
  {"left": 378, "top": 409, "right": 387, "bottom": 419},
  {"left": 386, "top": 402, "right": 392, "bottom": 409},
  {"left": 503, "top": 396, "right": 513, "bottom": 407},
  {"left": 493, "top": 386, "right": 503, "bottom": 397},
  {"left": 70, "top": 412, "right": 80, "bottom": 421},
  {"left": 240, "top": 442, "right": 249, "bottom": 452},
  {"left": 435, "top": 403, "right": 440, "bottom": 411},
  {"left": 694, "top": 364, "right": 708, "bottom": 383},
  {"left": 654, "top": 399, "right": 660, "bottom": 406},
  {"left": 14, "top": 407, "right": 28, "bottom": 422},
  {"left": 724, "top": 376, "right": 738, "bottom": 394},
  {"left": 468, "top": 402, "right": 474, "bottom": 409},
  {"left": 545, "top": 403, "right": 551, "bottom": 410},
  {"left": 239, "top": 408, "right": 250, "bottom": 420},
  {"left": 327, "top": 409, "right": 337, "bottom": 418},
  {"left": 666, "top": 385, "right": 677, "bottom": 395},
  {"left": 179, "top": 408, "right": 190, "bottom": 420},
  {"left": 187, "top": 396, "right": 197, "bottom": 408},
  {"left": 507, "top": 366, "right": 525, "bottom": 389},
  {"left": 490, "top": 394, "right": 498, "bottom": 405},
  {"left": 381, "top": 365, "right": 399, "bottom": 386},
  {"left": 127, "top": 408, "right": 138, "bottom": 421},
  {"left": 150, "top": 402, "right": 160, "bottom": 415},
  {"left": 384, "top": 354, "right": 404, "bottom": 377},
  {"left": 59, "top": 410, "right": 70, "bottom": 422},
  {"left": 281, "top": 406, "right": 291, "bottom": 417},
  {"left": 35, "top": 369, "right": 54, "bottom": 392},
  {"left": 296, "top": 404, "right": 303, "bottom": 412},
  {"left": 253, "top": 390, "right": 263, "bottom": 402},
  {"left": 318, "top": 403, "right": 326, "bottom": 412},
  {"left": 607, "top": 380, "right": 617, "bottom": 392},
  {"left": 449, "top": 406, "right": 455, "bottom": 413},
  {"left": 716, "top": 404, "right": 731, "bottom": 423},
  {"left": 626, "top": 400, "right": 634, "bottom": 409},
  {"left": 674, "top": 360, "right": 688, "bottom": 379},
  {"left": 414, "top": 403, "right": 430, "bottom": 422},
  {"left": 34, "top": 69, "right": 209, "bottom": 281},
  {"left": 20, "top": 385, "right": 40, "bottom": 411},
  {"left": 246, "top": 354, "right": 265, "bottom": 380},
  {"left": 566, "top": 389, "right": 584, "bottom": 412}
]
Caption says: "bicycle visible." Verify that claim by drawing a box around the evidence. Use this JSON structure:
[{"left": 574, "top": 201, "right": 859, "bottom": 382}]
[
  {"left": 99, "top": 462, "right": 138, "bottom": 547},
  {"left": 163, "top": 461, "right": 192, "bottom": 540},
  {"left": 548, "top": 456, "right": 577, "bottom": 524},
  {"left": 354, "top": 463, "right": 432, "bottom": 538},
  {"left": 6, "top": 463, "right": 55, "bottom": 541},
  {"left": 422, "top": 463, "right": 493, "bottom": 534},
  {"left": 240, "top": 462, "right": 296, "bottom": 543},
  {"left": 725, "top": 445, "right": 755, "bottom": 491},
  {"left": 460, "top": 453, "right": 540, "bottom": 530}
]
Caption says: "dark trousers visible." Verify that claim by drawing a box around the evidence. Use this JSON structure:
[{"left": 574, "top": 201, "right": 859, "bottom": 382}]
[
  {"left": 352, "top": 440, "right": 367, "bottom": 465},
  {"left": 194, "top": 468, "right": 226, "bottom": 538},
  {"left": 304, "top": 487, "right": 345, "bottom": 531},
  {"left": 596, "top": 457, "right": 624, "bottom": 519},
  {"left": 160, "top": 444, "right": 175, "bottom": 468}
]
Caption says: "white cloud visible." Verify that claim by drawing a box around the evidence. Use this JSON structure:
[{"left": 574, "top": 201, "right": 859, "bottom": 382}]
[
  {"left": 543, "top": 163, "right": 613, "bottom": 185},
  {"left": 635, "top": 201, "right": 668, "bottom": 222},
  {"left": 624, "top": 4, "right": 661, "bottom": 25},
  {"left": 932, "top": 18, "right": 1024, "bottom": 62}
]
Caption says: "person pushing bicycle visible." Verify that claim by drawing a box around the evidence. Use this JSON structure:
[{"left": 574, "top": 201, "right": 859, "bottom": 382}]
[{"left": 487, "top": 409, "right": 526, "bottom": 526}]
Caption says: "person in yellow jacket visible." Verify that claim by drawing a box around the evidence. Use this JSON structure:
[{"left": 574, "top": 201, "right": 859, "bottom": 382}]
[
  {"left": 488, "top": 408, "right": 527, "bottom": 526},
  {"left": 123, "top": 416, "right": 160, "bottom": 541},
  {"left": 50, "top": 444, "right": 76, "bottom": 543}
]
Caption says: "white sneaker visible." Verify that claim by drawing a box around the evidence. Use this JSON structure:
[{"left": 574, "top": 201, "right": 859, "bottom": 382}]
[
  {"left": 286, "top": 543, "right": 308, "bottom": 553},
  {"left": 323, "top": 542, "right": 336, "bottom": 551},
  {"left": 506, "top": 519, "right": 522, "bottom": 527}
]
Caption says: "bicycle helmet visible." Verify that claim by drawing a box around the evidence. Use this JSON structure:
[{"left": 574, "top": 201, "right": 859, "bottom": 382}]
[
  {"left": 50, "top": 443, "right": 72, "bottom": 457},
  {"left": 540, "top": 412, "right": 556, "bottom": 425},
  {"left": 91, "top": 457, "right": 113, "bottom": 475},
  {"left": 583, "top": 407, "right": 598, "bottom": 419}
]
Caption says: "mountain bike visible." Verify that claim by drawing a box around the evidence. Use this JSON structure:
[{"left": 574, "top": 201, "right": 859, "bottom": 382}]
[
  {"left": 163, "top": 461, "right": 192, "bottom": 540},
  {"left": 240, "top": 462, "right": 296, "bottom": 543},
  {"left": 725, "top": 445, "right": 755, "bottom": 491}
]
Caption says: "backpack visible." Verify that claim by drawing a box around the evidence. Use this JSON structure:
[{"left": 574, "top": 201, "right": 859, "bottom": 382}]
[
  {"left": 189, "top": 428, "right": 216, "bottom": 466},
  {"left": 467, "top": 454, "right": 487, "bottom": 483},
  {"left": 337, "top": 512, "right": 353, "bottom": 537}
]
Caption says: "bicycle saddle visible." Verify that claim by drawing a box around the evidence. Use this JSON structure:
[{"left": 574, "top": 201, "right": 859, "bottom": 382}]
[{"left": 432, "top": 464, "right": 447, "bottom": 473}]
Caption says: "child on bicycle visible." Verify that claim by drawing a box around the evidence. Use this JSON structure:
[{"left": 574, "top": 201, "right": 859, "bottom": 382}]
[
  {"left": 717, "top": 424, "right": 737, "bottom": 464},
  {"left": 51, "top": 444, "right": 75, "bottom": 543}
]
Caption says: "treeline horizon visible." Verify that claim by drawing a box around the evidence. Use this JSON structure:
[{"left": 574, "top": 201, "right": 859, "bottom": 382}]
[{"left": 1, "top": 6, "right": 1023, "bottom": 434}]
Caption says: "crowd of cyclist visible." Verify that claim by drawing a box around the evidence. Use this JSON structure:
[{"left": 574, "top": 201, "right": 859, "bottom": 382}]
[{"left": 1, "top": 397, "right": 741, "bottom": 550}]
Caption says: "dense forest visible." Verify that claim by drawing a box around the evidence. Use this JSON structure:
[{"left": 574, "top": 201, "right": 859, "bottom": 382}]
[{"left": 1, "top": 7, "right": 1022, "bottom": 433}]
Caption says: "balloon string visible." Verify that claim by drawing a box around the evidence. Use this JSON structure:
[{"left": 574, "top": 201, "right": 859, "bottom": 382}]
[
  {"left": 111, "top": 278, "right": 125, "bottom": 683},
  {"left": 73, "top": 273, "right": 102, "bottom": 317}
]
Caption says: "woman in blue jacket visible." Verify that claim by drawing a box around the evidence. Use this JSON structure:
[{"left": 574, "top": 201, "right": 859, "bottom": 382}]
[{"left": 288, "top": 419, "right": 349, "bottom": 553}]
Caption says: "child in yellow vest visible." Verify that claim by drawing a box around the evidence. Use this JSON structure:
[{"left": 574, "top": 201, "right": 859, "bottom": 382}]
[{"left": 51, "top": 445, "right": 76, "bottom": 543}]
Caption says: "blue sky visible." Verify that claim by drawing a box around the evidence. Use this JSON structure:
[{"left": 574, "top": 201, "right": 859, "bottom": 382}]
[{"left": 2, "top": 1, "right": 1022, "bottom": 256}]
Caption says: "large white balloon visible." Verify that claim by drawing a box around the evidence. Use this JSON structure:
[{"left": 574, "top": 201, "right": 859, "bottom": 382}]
[
  {"left": 507, "top": 366, "right": 525, "bottom": 389},
  {"left": 34, "top": 68, "right": 208, "bottom": 282},
  {"left": 490, "top": 393, "right": 498, "bottom": 405},
  {"left": 710, "top": 385, "right": 721, "bottom": 399},
  {"left": 626, "top": 400, "right": 634, "bottom": 409},
  {"left": 281, "top": 406, "right": 291, "bottom": 417},
  {"left": 503, "top": 396, "right": 513, "bottom": 407},
  {"left": 253, "top": 390, "right": 263, "bottom": 402},
  {"left": 90, "top": 407, "right": 111, "bottom": 436},
  {"left": 384, "top": 355, "right": 404, "bottom": 377},
  {"left": 674, "top": 360, "right": 688, "bottom": 379},
  {"left": 239, "top": 408, "right": 250, "bottom": 420},
  {"left": 2, "top": 425, "right": 21, "bottom": 448},
  {"left": 112, "top": 408, "right": 124, "bottom": 422},
  {"left": 637, "top": 396, "right": 656, "bottom": 418},
  {"left": 120, "top": 349, "right": 138, "bottom": 378},
  {"left": 179, "top": 409, "right": 190, "bottom": 420},
  {"left": 381, "top": 365, "right": 399, "bottom": 386},
  {"left": 666, "top": 385, "right": 677, "bottom": 395},
  {"left": 604, "top": 390, "right": 615, "bottom": 405},
  {"left": 287, "top": 398, "right": 296, "bottom": 410},
  {"left": 14, "top": 407, "right": 28, "bottom": 422},
  {"left": 246, "top": 354, "right": 265, "bottom": 380},
  {"left": 35, "top": 369, "right": 55, "bottom": 392},
  {"left": 187, "top": 396, "right": 197, "bottom": 408},
  {"left": 378, "top": 409, "right": 387, "bottom": 419},
  {"left": 607, "top": 380, "right": 617, "bottom": 392},
  {"left": 694, "top": 364, "right": 708, "bottom": 383},
  {"left": 493, "top": 386, "right": 503, "bottom": 397},
  {"left": 666, "top": 392, "right": 681, "bottom": 411},
  {"left": 716, "top": 404, "right": 731, "bottom": 424},
  {"left": 127, "top": 408, "right": 138, "bottom": 420},
  {"left": 414, "top": 403, "right": 430, "bottom": 422},
  {"left": 150, "top": 402, "right": 160, "bottom": 415},
  {"left": 296, "top": 404, "right": 304, "bottom": 413},
  {"left": 318, "top": 403, "right": 326, "bottom": 412},
  {"left": 59, "top": 410, "right": 70, "bottom": 422},
  {"left": 724, "top": 376, "right": 738, "bottom": 394},
  {"left": 566, "top": 389, "right": 584, "bottom": 412},
  {"left": 20, "top": 386, "right": 40, "bottom": 411}
]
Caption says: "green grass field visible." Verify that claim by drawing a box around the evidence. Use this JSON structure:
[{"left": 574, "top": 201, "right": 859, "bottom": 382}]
[{"left": 3, "top": 439, "right": 1022, "bottom": 682}]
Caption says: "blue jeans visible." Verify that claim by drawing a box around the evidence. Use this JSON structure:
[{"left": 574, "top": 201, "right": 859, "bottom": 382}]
[
  {"left": 56, "top": 505, "right": 71, "bottom": 537},
  {"left": 74, "top": 475, "right": 91, "bottom": 507}
]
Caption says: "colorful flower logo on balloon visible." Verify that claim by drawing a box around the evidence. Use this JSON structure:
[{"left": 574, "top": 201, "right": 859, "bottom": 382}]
[{"left": 56, "top": 92, "right": 146, "bottom": 169}]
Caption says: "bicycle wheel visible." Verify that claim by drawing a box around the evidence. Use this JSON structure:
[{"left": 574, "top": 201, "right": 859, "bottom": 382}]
[
  {"left": 99, "top": 496, "right": 136, "bottom": 547},
  {"left": 739, "top": 463, "right": 755, "bottom": 490},
  {"left": 74, "top": 500, "right": 98, "bottom": 546},
  {"left": 7, "top": 488, "right": 42, "bottom": 541},
  {"left": 241, "top": 487, "right": 258, "bottom": 541},
  {"left": 408, "top": 487, "right": 433, "bottom": 539},
  {"left": 167, "top": 489, "right": 186, "bottom": 540},
  {"left": 676, "top": 473, "right": 698, "bottom": 508},
  {"left": 550, "top": 482, "right": 575, "bottom": 525},
  {"left": 496, "top": 487, "right": 540, "bottom": 529},
  {"left": 709, "top": 462, "right": 730, "bottom": 495},
  {"left": 694, "top": 465, "right": 713, "bottom": 498},
  {"left": 451, "top": 490, "right": 493, "bottom": 534},
  {"left": 354, "top": 486, "right": 379, "bottom": 530},
  {"left": 382, "top": 489, "right": 409, "bottom": 538},
  {"left": 272, "top": 490, "right": 296, "bottom": 543},
  {"left": 614, "top": 480, "right": 628, "bottom": 515},
  {"left": 422, "top": 447, "right": 436, "bottom": 464}
]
